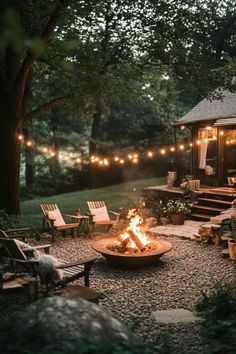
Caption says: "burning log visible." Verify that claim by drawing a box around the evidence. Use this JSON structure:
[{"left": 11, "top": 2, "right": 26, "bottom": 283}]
[{"left": 127, "top": 229, "right": 146, "bottom": 252}]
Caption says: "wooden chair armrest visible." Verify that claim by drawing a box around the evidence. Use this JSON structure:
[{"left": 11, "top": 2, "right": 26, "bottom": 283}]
[
  {"left": 86, "top": 212, "right": 95, "bottom": 216},
  {"left": 56, "top": 257, "right": 97, "bottom": 269},
  {"left": 34, "top": 244, "right": 51, "bottom": 253},
  {"left": 109, "top": 211, "right": 120, "bottom": 216},
  {"left": 6, "top": 227, "right": 32, "bottom": 233},
  {"left": 12, "top": 258, "right": 39, "bottom": 265}
]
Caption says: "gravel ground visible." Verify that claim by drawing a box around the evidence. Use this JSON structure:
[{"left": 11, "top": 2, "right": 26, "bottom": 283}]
[{"left": 1, "top": 233, "right": 236, "bottom": 354}]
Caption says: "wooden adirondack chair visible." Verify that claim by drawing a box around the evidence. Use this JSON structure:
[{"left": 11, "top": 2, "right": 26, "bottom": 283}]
[
  {"left": 0, "top": 236, "right": 97, "bottom": 291},
  {"left": 40, "top": 204, "right": 80, "bottom": 242},
  {"left": 87, "top": 201, "right": 120, "bottom": 232},
  {"left": 3, "top": 227, "right": 32, "bottom": 242}
]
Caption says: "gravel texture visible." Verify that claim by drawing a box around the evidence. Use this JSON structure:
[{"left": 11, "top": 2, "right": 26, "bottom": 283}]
[{"left": 1, "top": 232, "right": 236, "bottom": 354}]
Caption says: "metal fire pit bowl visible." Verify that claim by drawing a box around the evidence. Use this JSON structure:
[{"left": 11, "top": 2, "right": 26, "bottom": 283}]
[{"left": 93, "top": 238, "right": 172, "bottom": 269}]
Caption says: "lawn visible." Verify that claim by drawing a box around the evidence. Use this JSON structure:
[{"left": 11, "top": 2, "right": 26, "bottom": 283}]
[{"left": 20, "top": 177, "right": 165, "bottom": 230}]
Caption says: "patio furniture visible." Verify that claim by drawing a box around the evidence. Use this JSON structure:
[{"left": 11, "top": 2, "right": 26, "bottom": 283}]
[
  {"left": 87, "top": 201, "right": 120, "bottom": 232},
  {"left": 0, "top": 237, "right": 97, "bottom": 291},
  {"left": 1, "top": 274, "right": 38, "bottom": 303},
  {"left": 0, "top": 234, "right": 51, "bottom": 275},
  {"left": 4, "top": 227, "right": 32, "bottom": 242},
  {"left": 40, "top": 204, "right": 80, "bottom": 242}
]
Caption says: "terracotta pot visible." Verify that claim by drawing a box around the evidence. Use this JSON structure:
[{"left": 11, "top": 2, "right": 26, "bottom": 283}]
[
  {"left": 228, "top": 240, "right": 236, "bottom": 261},
  {"left": 170, "top": 214, "right": 185, "bottom": 225}
]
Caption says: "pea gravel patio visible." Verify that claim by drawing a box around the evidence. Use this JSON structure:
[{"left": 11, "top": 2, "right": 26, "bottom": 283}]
[{"left": 1, "top": 233, "right": 236, "bottom": 354}]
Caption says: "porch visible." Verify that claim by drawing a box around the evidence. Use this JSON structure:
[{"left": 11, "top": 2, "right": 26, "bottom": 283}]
[{"left": 143, "top": 184, "right": 236, "bottom": 221}]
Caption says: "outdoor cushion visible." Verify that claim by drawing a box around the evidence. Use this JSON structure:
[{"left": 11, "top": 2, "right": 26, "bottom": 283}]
[
  {"left": 91, "top": 207, "right": 110, "bottom": 222},
  {"left": 47, "top": 209, "right": 65, "bottom": 227}
]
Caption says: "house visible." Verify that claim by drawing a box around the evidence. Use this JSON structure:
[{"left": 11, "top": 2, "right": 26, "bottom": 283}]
[
  {"left": 175, "top": 90, "right": 236, "bottom": 186},
  {"left": 143, "top": 90, "right": 236, "bottom": 221}
]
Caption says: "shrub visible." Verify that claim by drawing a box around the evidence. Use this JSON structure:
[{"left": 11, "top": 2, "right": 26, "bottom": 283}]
[
  {"left": 0, "top": 209, "right": 17, "bottom": 230},
  {"left": 196, "top": 283, "right": 236, "bottom": 354}
]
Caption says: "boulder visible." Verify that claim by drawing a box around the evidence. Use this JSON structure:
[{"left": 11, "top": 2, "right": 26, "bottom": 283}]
[{"left": 1, "top": 297, "right": 144, "bottom": 354}]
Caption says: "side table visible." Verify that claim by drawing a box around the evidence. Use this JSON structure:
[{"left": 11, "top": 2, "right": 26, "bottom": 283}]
[
  {"left": 66, "top": 214, "right": 91, "bottom": 237},
  {"left": 1, "top": 274, "right": 38, "bottom": 303}
]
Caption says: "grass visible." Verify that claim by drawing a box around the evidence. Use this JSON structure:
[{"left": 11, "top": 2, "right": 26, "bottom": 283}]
[{"left": 19, "top": 177, "right": 165, "bottom": 230}]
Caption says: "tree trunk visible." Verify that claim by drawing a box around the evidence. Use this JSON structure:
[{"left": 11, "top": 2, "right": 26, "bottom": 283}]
[
  {"left": 89, "top": 106, "right": 102, "bottom": 188},
  {"left": 0, "top": 115, "right": 22, "bottom": 215},
  {"left": 24, "top": 125, "right": 35, "bottom": 191}
]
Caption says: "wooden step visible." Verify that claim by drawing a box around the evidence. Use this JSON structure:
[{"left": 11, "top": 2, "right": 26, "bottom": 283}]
[
  {"left": 190, "top": 213, "right": 212, "bottom": 221},
  {"left": 192, "top": 205, "right": 224, "bottom": 213},
  {"left": 202, "top": 191, "right": 235, "bottom": 201},
  {"left": 197, "top": 197, "right": 232, "bottom": 206}
]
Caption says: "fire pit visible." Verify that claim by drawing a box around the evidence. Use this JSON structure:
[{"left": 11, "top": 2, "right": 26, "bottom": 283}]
[{"left": 93, "top": 209, "right": 172, "bottom": 268}]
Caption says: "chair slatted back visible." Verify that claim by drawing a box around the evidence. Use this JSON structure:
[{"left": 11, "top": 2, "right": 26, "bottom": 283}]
[
  {"left": 40, "top": 204, "right": 58, "bottom": 218},
  {"left": 87, "top": 201, "right": 106, "bottom": 210},
  {"left": 87, "top": 201, "right": 110, "bottom": 222},
  {"left": 0, "top": 238, "right": 27, "bottom": 261}
]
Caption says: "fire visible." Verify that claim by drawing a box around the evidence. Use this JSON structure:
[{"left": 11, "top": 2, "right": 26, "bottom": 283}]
[{"left": 119, "top": 209, "right": 150, "bottom": 251}]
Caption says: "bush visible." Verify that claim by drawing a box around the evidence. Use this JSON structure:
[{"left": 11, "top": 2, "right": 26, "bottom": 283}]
[
  {"left": 196, "top": 283, "right": 236, "bottom": 354},
  {"left": 0, "top": 209, "right": 17, "bottom": 230}
]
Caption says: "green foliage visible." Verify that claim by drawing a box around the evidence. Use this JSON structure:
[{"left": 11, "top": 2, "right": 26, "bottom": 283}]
[
  {"left": 146, "top": 199, "right": 167, "bottom": 222},
  {"left": 196, "top": 283, "right": 236, "bottom": 354},
  {"left": 0, "top": 209, "right": 17, "bottom": 230},
  {"left": 165, "top": 199, "right": 190, "bottom": 216}
]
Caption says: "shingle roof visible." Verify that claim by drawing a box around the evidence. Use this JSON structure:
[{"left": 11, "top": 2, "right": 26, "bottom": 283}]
[{"left": 177, "top": 90, "right": 236, "bottom": 125}]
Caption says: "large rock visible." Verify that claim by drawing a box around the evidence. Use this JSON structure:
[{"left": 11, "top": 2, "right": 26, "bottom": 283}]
[{"left": 2, "top": 297, "right": 145, "bottom": 354}]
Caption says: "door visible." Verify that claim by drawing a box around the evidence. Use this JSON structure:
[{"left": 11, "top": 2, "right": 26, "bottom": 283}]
[{"left": 223, "top": 129, "right": 236, "bottom": 184}]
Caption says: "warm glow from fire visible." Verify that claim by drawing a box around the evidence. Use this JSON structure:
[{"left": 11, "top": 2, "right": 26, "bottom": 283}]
[{"left": 119, "top": 210, "right": 150, "bottom": 249}]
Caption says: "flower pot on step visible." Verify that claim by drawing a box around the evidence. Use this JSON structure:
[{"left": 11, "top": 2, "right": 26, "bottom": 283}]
[
  {"left": 228, "top": 240, "right": 236, "bottom": 261},
  {"left": 170, "top": 214, "right": 185, "bottom": 225}
]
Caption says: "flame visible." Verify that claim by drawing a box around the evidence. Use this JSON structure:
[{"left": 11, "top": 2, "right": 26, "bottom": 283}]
[{"left": 120, "top": 209, "right": 150, "bottom": 249}]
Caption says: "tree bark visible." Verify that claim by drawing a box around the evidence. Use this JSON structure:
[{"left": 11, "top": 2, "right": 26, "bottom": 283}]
[
  {"left": 89, "top": 106, "right": 102, "bottom": 188},
  {"left": 24, "top": 125, "right": 35, "bottom": 191},
  {"left": 0, "top": 93, "right": 23, "bottom": 214}
]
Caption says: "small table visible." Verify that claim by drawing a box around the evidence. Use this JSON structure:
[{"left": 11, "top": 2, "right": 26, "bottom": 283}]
[
  {"left": 66, "top": 215, "right": 91, "bottom": 237},
  {"left": 1, "top": 274, "right": 38, "bottom": 303}
]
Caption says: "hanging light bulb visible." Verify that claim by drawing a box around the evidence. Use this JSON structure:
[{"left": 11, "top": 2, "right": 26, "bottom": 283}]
[
  {"left": 160, "top": 149, "right": 166, "bottom": 155},
  {"left": 18, "top": 134, "right": 23, "bottom": 141},
  {"left": 170, "top": 146, "right": 175, "bottom": 152},
  {"left": 147, "top": 151, "right": 153, "bottom": 157},
  {"left": 26, "top": 140, "right": 32, "bottom": 147}
]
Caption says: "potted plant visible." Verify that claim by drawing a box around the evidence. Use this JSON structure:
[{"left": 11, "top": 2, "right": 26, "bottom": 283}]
[
  {"left": 166, "top": 199, "right": 190, "bottom": 225},
  {"left": 228, "top": 217, "right": 236, "bottom": 261},
  {"left": 153, "top": 200, "right": 168, "bottom": 225}
]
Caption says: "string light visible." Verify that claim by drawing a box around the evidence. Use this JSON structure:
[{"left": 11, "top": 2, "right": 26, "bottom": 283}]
[
  {"left": 147, "top": 151, "right": 153, "bottom": 157},
  {"left": 16, "top": 132, "right": 224, "bottom": 169},
  {"left": 26, "top": 140, "right": 32, "bottom": 147}
]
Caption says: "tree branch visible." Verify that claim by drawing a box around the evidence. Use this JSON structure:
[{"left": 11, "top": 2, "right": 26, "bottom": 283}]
[
  {"left": 26, "top": 94, "right": 73, "bottom": 121},
  {"left": 15, "top": 0, "right": 71, "bottom": 99}
]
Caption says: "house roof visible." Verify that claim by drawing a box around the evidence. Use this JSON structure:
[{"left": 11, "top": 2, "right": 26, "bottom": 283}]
[{"left": 177, "top": 90, "right": 236, "bottom": 125}]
